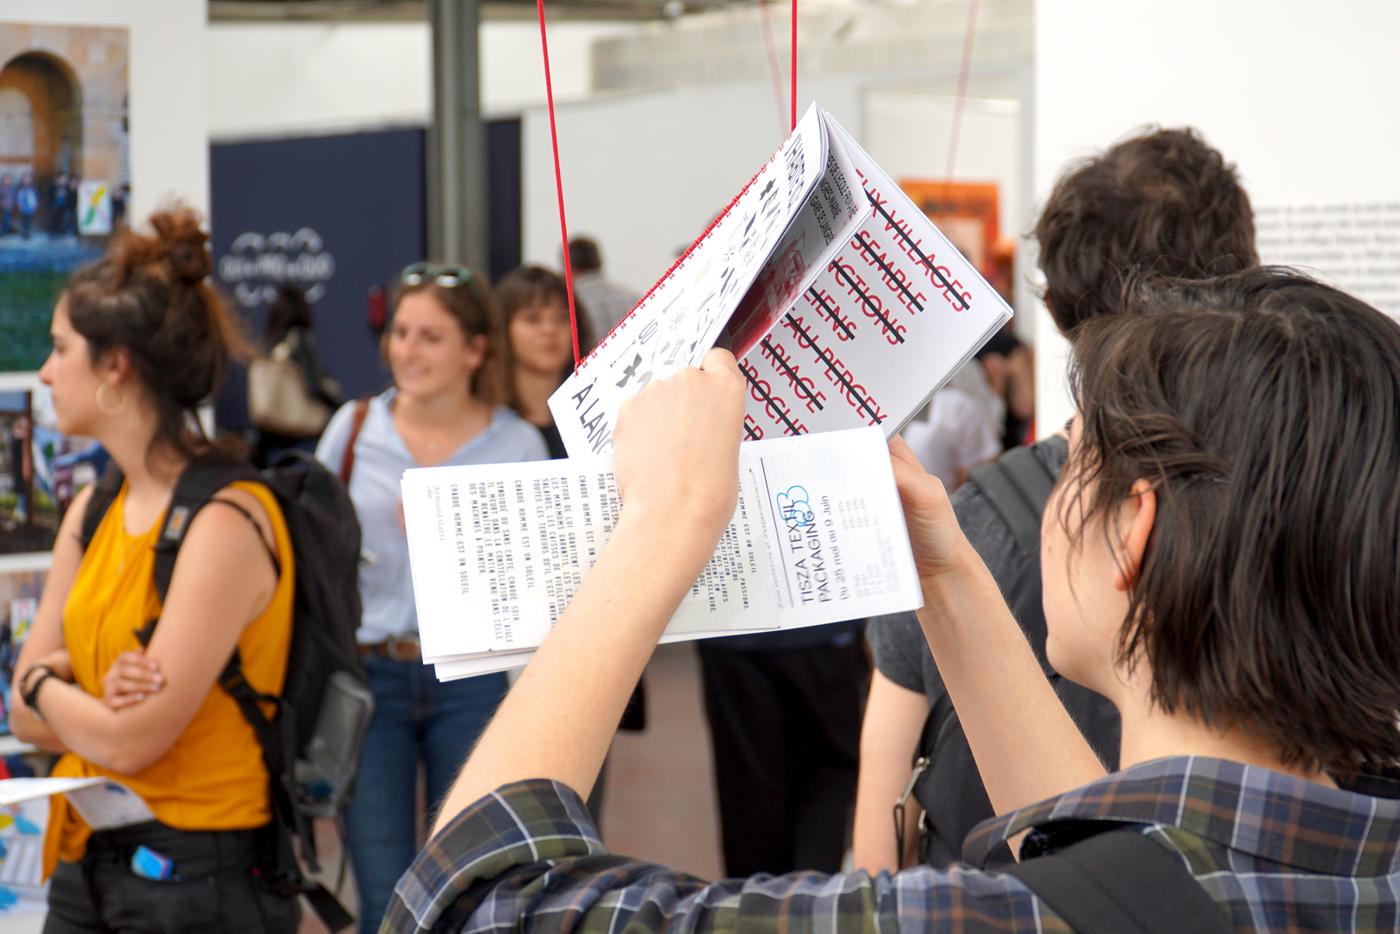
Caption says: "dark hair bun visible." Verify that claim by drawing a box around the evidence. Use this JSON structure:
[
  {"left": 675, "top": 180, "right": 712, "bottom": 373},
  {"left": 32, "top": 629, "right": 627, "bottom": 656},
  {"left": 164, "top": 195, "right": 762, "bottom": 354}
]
[
  {"left": 108, "top": 206, "right": 211, "bottom": 285},
  {"left": 64, "top": 202, "right": 249, "bottom": 462},
  {"left": 150, "top": 208, "right": 212, "bottom": 284}
]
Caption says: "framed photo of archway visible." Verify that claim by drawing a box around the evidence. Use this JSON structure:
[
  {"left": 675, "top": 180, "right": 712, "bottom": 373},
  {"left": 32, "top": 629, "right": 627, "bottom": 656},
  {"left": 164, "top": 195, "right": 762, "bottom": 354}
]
[{"left": 0, "top": 22, "right": 129, "bottom": 372}]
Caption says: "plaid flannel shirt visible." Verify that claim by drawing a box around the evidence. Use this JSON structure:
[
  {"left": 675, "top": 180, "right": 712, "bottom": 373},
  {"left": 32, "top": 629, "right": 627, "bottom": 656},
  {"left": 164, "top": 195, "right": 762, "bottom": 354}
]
[{"left": 384, "top": 756, "right": 1400, "bottom": 932}]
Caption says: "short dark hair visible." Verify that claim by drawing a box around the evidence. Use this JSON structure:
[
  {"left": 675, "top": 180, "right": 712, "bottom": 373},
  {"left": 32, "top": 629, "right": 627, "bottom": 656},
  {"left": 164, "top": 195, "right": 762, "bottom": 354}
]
[
  {"left": 567, "top": 237, "right": 602, "bottom": 274},
  {"left": 65, "top": 206, "right": 248, "bottom": 461},
  {"left": 1034, "top": 127, "right": 1257, "bottom": 334},
  {"left": 1060, "top": 268, "right": 1400, "bottom": 779}
]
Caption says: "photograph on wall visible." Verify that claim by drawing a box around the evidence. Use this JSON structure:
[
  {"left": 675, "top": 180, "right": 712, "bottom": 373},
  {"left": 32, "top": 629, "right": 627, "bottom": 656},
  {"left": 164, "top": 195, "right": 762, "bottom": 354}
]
[
  {"left": 0, "top": 382, "right": 104, "bottom": 557},
  {"left": 0, "top": 567, "right": 43, "bottom": 737},
  {"left": 0, "top": 22, "right": 129, "bottom": 371}
]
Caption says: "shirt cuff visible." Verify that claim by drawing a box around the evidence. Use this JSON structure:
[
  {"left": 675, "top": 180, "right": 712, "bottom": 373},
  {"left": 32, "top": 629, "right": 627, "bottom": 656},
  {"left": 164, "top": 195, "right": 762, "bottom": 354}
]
[{"left": 381, "top": 778, "right": 602, "bottom": 933}]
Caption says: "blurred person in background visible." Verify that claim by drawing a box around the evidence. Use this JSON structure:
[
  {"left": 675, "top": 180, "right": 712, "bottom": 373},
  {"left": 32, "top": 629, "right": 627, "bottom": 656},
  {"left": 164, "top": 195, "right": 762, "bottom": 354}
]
[
  {"left": 496, "top": 264, "right": 645, "bottom": 828},
  {"left": 248, "top": 285, "right": 342, "bottom": 467},
  {"left": 495, "top": 265, "right": 594, "bottom": 459},
  {"left": 315, "top": 262, "right": 547, "bottom": 932},
  {"left": 854, "top": 126, "right": 1259, "bottom": 873},
  {"left": 566, "top": 236, "right": 639, "bottom": 351}
]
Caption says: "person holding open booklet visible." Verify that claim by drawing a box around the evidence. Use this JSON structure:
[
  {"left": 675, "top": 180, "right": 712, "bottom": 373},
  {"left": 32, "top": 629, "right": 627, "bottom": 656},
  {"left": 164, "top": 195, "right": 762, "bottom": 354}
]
[{"left": 384, "top": 267, "right": 1400, "bottom": 932}]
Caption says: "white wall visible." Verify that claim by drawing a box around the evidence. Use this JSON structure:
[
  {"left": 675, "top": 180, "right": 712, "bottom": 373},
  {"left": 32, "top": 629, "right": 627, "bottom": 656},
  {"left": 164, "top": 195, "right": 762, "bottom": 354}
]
[
  {"left": 206, "top": 20, "right": 639, "bottom": 140},
  {"left": 863, "top": 86, "right": 1032, "bottom": 335},
  {"left": 520, "top": 72, "right": 1031, "bottom": 305},
  {"left": 519, "top": 76, "right": 866, "bottom": 295},
  {"left": 5, "top": 0, "right": 209, "bottom": 220},
  {"left": 864, "top": 92, "right": 1022, "bottom": 247},
  {"left": 1034, "top": 0, "right": 1400, "bottom": 431},
  {"left": 203, "top": 21, "right": 1036, "bottom": 332}
]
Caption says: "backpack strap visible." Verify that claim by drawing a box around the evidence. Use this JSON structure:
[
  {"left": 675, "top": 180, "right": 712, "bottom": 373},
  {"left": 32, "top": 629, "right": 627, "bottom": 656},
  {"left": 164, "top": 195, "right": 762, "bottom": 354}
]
[
  {"left": 965, "top": 442, "right": 1060, "bottom": 557},
  {"left": 219, "top": 657, "right": 355, "bottom": 932},
  {"left": 79, "top": 462, "right": 126, "bottom": 550},
  {"left": 1005, "top": 826, "right": 1232, "bottom": 934},
  {"left": 149, "top": 459, "right": 263, "bottom": 604},
  {"left": 337, "top": 397, "right": 371, "bottom": 487}
]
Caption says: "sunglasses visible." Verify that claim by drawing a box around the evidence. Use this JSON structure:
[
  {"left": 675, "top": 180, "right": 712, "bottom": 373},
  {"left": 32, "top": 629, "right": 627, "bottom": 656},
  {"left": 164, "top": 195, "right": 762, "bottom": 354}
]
[{"left": 400, "top": 262, "right": 475, "bottom": 289}]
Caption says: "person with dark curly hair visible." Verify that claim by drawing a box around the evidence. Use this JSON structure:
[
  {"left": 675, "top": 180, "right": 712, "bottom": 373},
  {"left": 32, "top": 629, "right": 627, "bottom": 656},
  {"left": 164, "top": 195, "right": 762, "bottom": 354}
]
[
  {"left": 314, "top": 262, "right": 547, "bottom": 933},
  {"left": 855, "top": 126, "right": 1260, "bottom": 871},
  {"left": 9, "top": 206, "right": 302, "bottom": 931}
]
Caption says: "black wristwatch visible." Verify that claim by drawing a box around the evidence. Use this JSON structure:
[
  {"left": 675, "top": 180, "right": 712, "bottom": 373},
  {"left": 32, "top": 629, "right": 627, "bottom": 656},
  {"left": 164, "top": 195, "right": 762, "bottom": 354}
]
[{"left": 20, "top": 664, "right": 58, "bottom": 720}]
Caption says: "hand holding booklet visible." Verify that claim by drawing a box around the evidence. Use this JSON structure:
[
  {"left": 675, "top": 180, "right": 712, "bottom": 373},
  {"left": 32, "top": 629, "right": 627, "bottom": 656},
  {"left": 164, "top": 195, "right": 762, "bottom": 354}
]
[{"left": 403, "top": 103, "right": 1012, "bottom": 677}]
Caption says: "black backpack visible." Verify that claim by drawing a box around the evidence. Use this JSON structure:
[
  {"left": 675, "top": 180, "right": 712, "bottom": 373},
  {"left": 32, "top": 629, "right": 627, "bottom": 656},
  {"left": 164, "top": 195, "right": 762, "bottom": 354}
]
[
  {"left": 897, "top": 439, "right": 1123, "bottom": 868},
  {"left": 1005, "top": 822, "right": 1232, "bottom": 933},
  {"left": 81, "top": 451, "right": 370, "bottom": 932}
]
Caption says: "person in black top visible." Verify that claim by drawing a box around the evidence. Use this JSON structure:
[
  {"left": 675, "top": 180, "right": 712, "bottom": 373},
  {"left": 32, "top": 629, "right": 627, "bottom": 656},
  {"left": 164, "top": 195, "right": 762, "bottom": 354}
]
[
  {"left": 854, "top": 126, "right": 1260, "bottom": 872},
  {"left": 497, "top": 265, "right": 595, "bottom": 460}
]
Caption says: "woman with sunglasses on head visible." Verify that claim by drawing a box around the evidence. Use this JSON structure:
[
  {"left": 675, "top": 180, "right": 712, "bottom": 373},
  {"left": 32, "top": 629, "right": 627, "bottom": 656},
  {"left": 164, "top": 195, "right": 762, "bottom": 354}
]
[
  {"left": 314, "top": 262, "right": 547, "bottom": 933},
  {"left": 9, "top": 207, "right": 302, "bottom": 931}
]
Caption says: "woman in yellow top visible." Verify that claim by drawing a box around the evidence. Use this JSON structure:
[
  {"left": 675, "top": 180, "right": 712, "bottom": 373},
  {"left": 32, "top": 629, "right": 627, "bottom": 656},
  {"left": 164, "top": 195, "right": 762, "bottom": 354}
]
[{"left": 8, "top": 207, "right": 301, "bottom": 933}]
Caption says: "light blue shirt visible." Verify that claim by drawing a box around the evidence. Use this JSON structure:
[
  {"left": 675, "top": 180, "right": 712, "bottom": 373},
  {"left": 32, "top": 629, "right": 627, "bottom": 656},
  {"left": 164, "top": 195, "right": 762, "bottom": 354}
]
[{"left": 316, "top": 389, "right": 549, "bottom": 644}]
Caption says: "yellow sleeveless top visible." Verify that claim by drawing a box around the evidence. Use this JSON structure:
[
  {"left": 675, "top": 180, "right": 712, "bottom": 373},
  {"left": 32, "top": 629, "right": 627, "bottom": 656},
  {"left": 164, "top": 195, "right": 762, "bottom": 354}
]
[{"left": 44, "top": 480, "right": 294, "bottom": 871}]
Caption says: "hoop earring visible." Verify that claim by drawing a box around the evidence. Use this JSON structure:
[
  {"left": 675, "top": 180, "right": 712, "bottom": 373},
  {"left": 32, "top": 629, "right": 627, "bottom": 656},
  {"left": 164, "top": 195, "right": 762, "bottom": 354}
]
[{"left": 96, "top": 381, "right": 127, "bottom": 416}]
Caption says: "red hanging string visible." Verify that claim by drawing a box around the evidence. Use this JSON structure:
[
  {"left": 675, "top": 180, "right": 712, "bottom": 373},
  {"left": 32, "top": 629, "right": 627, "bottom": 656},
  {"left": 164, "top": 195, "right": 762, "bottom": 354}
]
[
  {"left": 536, "top": 0, "right": 583, "bottom": 368},
  {"left": 758, "top": 0, "right": 788, "bottom": 140},
  {"left": 944, "top": 0, "right": 980, "bottom": 188},
  {"left": 789, "top": 0, "right": 798, "bottom": 130}
]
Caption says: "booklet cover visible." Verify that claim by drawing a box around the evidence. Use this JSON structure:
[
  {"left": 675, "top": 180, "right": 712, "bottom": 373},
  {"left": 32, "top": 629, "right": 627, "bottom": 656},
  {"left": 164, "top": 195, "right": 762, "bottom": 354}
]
[{"left": 549, "top": 105, "right": 1012, "bottom": 456}]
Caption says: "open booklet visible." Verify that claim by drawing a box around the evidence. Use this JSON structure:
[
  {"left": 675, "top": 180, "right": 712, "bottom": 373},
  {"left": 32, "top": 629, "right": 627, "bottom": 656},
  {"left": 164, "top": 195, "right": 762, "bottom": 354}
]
[
  {"left": 402, "top": 427, "right": 921, "bottom": 678},
  {"left": 549, "top": 104, "right": 1013, "bottom": 457},
  {"left": 405, "top": 105, "right": 1012, "bottom": 678}
]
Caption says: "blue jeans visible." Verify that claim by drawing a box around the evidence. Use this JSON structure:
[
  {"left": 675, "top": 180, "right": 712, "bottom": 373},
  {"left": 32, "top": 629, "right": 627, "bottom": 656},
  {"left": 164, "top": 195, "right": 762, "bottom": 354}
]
[{"left": 347, "top": 655, "right": 507, "bottom": 933}]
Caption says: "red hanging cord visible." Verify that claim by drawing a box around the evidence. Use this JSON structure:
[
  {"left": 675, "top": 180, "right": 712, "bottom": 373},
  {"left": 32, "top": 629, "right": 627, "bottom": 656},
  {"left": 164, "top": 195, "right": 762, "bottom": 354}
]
[
  {"left": 536, "top": 0, "right": 583, "bottom": 368},
  {"left": 944, "top": 0, "right": 980, "bottom": 186},
  {"left": 789, "top": 0, "right": 798, "bottom": 130},
  {"left": 758, "top": 0, "right": 788, "bottom": 140}
]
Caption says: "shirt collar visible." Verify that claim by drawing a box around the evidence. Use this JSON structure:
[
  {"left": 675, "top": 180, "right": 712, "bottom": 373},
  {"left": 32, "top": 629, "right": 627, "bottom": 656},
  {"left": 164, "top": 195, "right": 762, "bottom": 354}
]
[{"left": 963, "top": 756, "right": 1400, "bottom": 877}]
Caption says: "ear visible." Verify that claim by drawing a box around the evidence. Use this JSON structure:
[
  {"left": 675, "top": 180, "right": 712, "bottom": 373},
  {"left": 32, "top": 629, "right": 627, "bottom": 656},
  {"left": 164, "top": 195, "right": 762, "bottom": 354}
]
[
  {"left": 93, "top": 345, "right": 132, "bottom": 386},
  {"left": 1113, "top": 479, "right": 1156, "bottom": 592},
  {"left": 463, "top": 333, "right": 488, "bottom": 370}
]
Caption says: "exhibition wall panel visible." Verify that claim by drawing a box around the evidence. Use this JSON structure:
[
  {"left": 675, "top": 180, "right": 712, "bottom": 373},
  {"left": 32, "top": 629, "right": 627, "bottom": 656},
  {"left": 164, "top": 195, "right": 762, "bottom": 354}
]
[
  {"left": 5, "top": 1, "right": 207, "bottom": 220},
  {"left": 209, "top": 121, "right": 523, "bottom": 429},
  {"left": 1034, "top": 0, "right": 1400, "bottom": 431}
]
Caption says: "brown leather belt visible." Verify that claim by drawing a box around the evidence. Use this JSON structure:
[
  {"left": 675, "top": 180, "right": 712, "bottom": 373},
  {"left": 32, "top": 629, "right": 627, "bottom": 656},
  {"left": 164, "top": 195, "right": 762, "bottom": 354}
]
[{"left": 358, "top": 634, "right": 421, "bottom": 663}]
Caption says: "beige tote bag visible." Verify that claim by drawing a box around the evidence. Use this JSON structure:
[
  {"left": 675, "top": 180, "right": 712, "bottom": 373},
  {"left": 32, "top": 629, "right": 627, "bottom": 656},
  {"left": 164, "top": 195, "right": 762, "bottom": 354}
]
[{"left": 247, "top": 336, "right": 333, "bottom": 438}]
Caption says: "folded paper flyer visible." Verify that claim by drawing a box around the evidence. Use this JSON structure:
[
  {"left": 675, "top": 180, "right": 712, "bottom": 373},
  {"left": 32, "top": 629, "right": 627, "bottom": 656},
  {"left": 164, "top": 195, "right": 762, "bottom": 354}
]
[{"left": 404, "top": 428, "right": 920, "bottom": 677}]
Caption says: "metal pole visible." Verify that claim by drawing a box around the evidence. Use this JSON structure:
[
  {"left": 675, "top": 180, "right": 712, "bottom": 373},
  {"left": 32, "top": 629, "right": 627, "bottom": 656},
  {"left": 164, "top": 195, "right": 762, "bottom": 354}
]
[{"left": 428, "top": 0, "right": 489, "bottom": 273}]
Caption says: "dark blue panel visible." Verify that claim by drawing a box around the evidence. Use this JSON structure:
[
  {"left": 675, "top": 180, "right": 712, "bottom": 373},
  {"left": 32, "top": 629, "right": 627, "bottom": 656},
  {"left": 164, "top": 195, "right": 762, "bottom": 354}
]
[
  {"left": 210, "top": 122, "right": 524, "bottom": 431},
  {"left": 487, "top": 117, "right": 522, "bottom": 283},
  {"left": 210, "top": 127, "right": 429, "bottom": 428}
]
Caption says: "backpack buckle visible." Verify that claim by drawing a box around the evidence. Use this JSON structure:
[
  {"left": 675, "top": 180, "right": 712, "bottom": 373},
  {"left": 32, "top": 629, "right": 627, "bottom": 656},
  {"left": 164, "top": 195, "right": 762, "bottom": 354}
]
[{"left": 221, "top": 668, "right": 250, "bottom": 693}]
